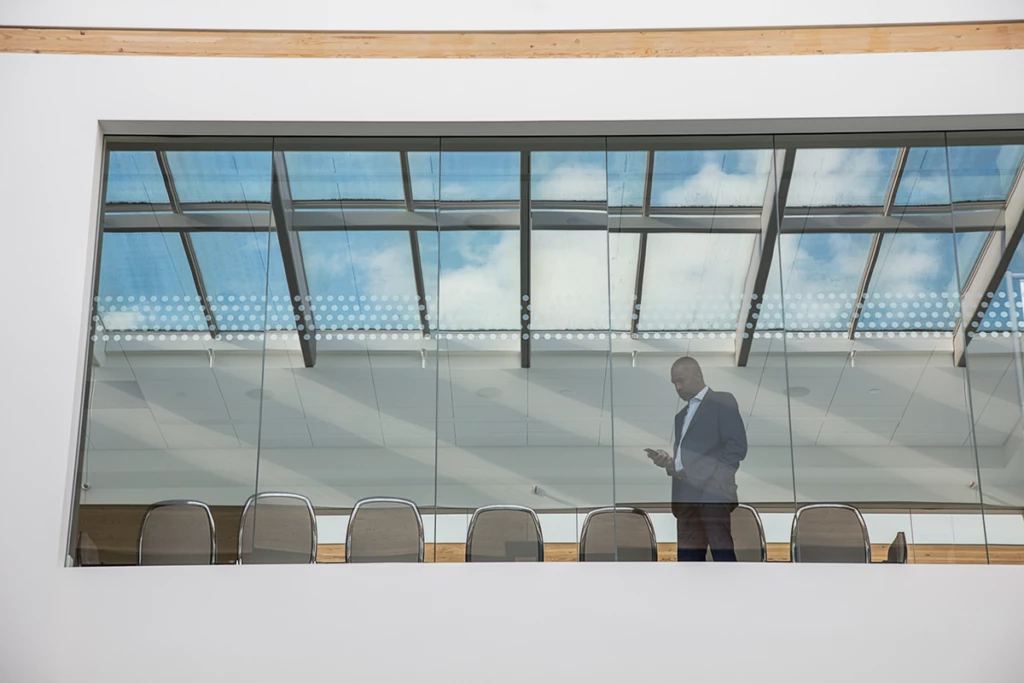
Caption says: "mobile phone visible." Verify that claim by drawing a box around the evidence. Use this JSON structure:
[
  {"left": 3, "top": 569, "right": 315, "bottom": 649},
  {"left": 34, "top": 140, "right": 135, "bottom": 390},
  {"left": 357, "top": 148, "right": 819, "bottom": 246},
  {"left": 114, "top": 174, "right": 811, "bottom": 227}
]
[{"left": 644, "top": 448, "right": 660, "bottom": 459}]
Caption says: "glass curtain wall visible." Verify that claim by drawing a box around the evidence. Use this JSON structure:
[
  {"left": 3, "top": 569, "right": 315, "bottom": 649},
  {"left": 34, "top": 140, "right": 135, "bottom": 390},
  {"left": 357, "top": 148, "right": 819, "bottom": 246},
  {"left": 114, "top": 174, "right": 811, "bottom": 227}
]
[{"left": 70, "top": 132, "right": 1024, "bottom": 566}]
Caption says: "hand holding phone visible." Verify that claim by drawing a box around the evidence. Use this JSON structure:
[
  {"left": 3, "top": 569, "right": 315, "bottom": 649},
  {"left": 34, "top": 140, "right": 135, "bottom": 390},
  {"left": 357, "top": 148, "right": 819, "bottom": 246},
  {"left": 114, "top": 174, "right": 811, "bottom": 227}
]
[{"left": 645, "top": 448, "right": 673, "bottom": 469}]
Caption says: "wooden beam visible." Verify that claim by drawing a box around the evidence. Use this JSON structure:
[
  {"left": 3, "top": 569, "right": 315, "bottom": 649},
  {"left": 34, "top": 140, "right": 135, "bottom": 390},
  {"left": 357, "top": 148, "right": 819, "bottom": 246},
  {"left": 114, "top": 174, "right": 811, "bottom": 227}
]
[
  {"left": 1, "top": 23, "right": 1023, "bottom": 59},
  {"left": 735, "top": 148, "right": 795, "bottom": 366},
  {"left": 953, "top": 164, "right": 1024, "bottom": 367}
]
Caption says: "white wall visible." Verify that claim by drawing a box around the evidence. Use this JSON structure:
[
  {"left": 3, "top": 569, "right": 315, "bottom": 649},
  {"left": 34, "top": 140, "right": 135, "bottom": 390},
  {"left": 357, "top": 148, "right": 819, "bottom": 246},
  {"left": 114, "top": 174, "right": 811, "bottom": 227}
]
[
  {"left": 2, "top": 10, "right": 1024, "bottom": 681},
  {"left": 1, "top": 0, "right": 1022, "bottom": 30}
]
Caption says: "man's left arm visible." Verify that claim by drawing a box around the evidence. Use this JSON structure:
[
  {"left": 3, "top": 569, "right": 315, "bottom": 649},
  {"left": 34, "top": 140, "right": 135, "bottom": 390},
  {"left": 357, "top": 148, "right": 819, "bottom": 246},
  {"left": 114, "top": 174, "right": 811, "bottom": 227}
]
[{"left": 717, "top": 392, "right": 747, "bottom": 466}]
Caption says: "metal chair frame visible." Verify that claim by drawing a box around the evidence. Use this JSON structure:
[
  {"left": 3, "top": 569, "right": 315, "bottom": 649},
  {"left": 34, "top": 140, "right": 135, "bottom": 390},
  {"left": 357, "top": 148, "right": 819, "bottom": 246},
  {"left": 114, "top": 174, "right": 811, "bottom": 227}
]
[
  {"left": 137, "top": 499, "right": 217, "bottom": 566},
  {"left": 579, "top": 506, "right": 658, "bottom": 562},
  {"left": 465, "top": 504, "right": 545, "bottom": 562},
  {"left": 237, "top": 492, "right": 317, "bottom": 565},
  {"left": 345, "top": 496, "right": 424, "bottom": 563},
  {"left": 734, "top": 503, "right": 768, "bottom": 563}
]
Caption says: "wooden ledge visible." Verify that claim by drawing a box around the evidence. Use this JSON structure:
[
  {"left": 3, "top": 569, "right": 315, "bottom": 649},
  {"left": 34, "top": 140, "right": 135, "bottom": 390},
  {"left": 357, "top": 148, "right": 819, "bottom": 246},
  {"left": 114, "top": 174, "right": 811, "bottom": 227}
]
[{"left": 1, "top": 22, "right": 1023, "bottom": 59}]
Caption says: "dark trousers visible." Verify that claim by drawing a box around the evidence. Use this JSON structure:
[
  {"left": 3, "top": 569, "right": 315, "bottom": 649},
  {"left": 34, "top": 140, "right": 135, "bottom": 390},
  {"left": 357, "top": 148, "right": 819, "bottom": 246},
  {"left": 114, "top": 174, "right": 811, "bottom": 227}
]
[{"left": 674, "top": 503, "right": 737, "bottom": 562}]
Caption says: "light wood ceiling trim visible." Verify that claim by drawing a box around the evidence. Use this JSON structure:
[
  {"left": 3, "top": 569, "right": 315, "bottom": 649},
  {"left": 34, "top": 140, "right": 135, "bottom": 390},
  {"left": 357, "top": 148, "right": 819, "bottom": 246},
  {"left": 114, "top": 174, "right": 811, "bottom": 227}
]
[{"left": 1, "top": 22, "right": 1023, "bottom": 59}]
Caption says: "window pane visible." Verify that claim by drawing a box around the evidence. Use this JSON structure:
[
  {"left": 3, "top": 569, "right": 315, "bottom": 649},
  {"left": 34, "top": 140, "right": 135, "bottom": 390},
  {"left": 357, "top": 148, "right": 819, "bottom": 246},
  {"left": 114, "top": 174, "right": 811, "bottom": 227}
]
[
  {"left": 638, "top": 233, "right": 755, "bottom": 330},
  {"left": 531, "top": 152, "right": 606, "bottom": 202},
  {"left": 894, "top": 147, "right": 949, "bottom": 206},
  {"left": 408, "top": 151, "right": 440, "bottom": 202},
  {"left": 189, "top": 232, "right": 292, "bottom": 331},
  {"left": 105, "top": 151, "right": 169, "bottom": 205},
  {"left": 531, "top": 230, "right": 612, "bottom": 329},
  {"left": 96, "top": 233, "right": 204, "bottom": 331},
  {"left": 860, "top": 232, "right": 986, "bottom": 331},
  {"left": 438, "top": 152, "right": 519, "bottom": 201},
  {"left": 419, "top": 230, "right": 519, "bottom": 330},
  {"left": 762, "top": 233, "right": 875, "bottom": 331},
  {"left": 607, "top": 151, "right": 646, "bottom": 207},
  {"left": 949, "top": 145, "right": 1024, "bottom": 203},
  {"left": 788, "top": 148, "right": 900, "bottom": 207},
  {"left": 165, "top": 151, "right": 272, "bottom": 204},
  {"left": 650, "top": 150, "right": 772, "bottom": 207},
  {"left": 300, "top": 231, "right": 420, "bottom": 331},
  {"left": 284, "top": 152, "right": 404, "bottom": 201}
]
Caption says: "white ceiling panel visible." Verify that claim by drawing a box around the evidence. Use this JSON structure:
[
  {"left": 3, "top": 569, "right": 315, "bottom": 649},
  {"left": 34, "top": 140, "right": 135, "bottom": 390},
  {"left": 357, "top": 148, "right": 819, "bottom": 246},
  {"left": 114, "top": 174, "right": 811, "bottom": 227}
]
[
  {"left": 86, "top": 409, "right": 167, "bottom": 450},
  {"left": 157, "top": 423, "right": 239, "bottom": 449}
]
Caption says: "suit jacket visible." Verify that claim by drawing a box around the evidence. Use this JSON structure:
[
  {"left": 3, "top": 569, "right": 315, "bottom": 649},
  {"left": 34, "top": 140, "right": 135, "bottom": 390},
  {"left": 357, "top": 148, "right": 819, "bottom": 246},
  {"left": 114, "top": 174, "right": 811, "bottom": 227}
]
[{"left": 667, "top": 389, "right": 747, "bottom": 507}]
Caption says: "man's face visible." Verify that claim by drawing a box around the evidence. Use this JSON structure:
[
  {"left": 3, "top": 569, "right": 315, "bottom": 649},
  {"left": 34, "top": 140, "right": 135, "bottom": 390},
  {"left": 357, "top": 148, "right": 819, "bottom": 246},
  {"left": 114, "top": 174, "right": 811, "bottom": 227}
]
[{"left": 671, "top": 369, "right": 702, "bottom": 401}]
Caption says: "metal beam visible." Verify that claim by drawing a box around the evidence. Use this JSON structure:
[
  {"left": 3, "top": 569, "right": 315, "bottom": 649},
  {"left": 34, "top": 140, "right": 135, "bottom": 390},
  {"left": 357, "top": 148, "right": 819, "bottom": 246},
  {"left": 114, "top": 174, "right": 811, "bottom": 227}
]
[
  {"left": 400, "top": 151, "right": 432, "bottom": 337},
  {"left": 953, "top": 161, "right": 1024, "bottom": 366},
  {"left": 520, "top": 151, "right": 531, "bottom": 369},
  {"left": 846, "top": 233, "right": 884, "bottom": 338},
  {"left": 628, "top": 151, "right": 656, "bottom": 337},
  {"left": 846, "top": 149, "right": 909, "bottom": 338},
  {"left": 271, "top": 151, "right": 317, "bottom": 367},
  {"left": 734, "top": 148, "right": 795, "bottom": 366},
  {"left": 882, "top": 147, "right": 910, "bottom": 218},
  {"left": 156, "top": 151, "right": 218, "bottom": 338}
]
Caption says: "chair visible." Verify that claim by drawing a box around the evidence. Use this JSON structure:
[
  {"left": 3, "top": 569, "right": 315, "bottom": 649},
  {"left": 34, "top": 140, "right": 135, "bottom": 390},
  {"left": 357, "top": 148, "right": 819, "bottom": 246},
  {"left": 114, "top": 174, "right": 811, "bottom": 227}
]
[
  {"left": 579, "top": 507, "right": 658, "bottom": 562},
  {"left": 237, "top": 492, "right": 317, "bottom": 565},
  {"left": 137, "top": 500, "right": 216, "bottom": 566},
  {"left": 76, "top": 531, "right": 102, "bottom": 567},
  {"left": 705, "top": 504, "right": 767, "bottom": 562},
  {"left": 346, "top": 497, "right": 424, "bottom": 563},
  {"left": 885, "top": 531, "right": 908, "bottom": 563},
  {"left": 466, "top": 505, "right": 544, "bottom": 562},
  {"left": 790, "top": 504, "right": 871, "bottom": 563}
]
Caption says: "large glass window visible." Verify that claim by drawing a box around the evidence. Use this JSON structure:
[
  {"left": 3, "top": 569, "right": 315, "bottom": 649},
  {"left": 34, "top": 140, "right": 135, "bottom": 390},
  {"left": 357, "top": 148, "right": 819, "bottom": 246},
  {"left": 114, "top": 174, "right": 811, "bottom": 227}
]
[{"left": 72, "top": 132, "right": 1024, "bottom": 567}]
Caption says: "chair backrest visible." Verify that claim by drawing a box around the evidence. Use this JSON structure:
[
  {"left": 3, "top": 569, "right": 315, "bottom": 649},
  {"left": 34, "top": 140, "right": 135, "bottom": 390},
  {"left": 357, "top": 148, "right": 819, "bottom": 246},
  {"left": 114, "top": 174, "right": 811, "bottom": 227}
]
[
  {"left": 466, "top": 505, "right": 544, "bottom": 562},
  {"left": 238, "top": 492, "right": 317, "bottom": 565},
  {"left": 138, "top": 500, "right": 216, "bottom": 566},
  {"left": 346, "top": 497, "right": 424, "bottom": 563},
  {"left": 886, "top": 531, "right": 908, "bottom": 564},
  {"left": 791, "top": 504, "right": 871, "bottom": 563},
  {"left": 579, "top": 507, "right": 657, "bottom": 562},
  {"left": 77, "top": 531, "right": 101, "bottom": 567},
  {"left": 705, "top": 504, "right": 767, "bottom": 562}
]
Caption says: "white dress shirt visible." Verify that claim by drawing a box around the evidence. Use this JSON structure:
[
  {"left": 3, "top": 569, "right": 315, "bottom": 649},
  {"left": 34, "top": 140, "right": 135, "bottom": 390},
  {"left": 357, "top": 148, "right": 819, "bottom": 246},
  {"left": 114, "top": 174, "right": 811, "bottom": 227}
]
[{"left": 675, "top": 385, "right": 710, "bottom": 472}]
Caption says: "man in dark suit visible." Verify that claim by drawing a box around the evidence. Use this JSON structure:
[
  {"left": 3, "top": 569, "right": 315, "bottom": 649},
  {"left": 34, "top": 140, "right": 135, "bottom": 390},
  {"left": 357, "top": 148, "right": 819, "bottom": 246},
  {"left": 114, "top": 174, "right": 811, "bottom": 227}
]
[{"left": 647, "top": 357, "right": 747, "bottom": 562}]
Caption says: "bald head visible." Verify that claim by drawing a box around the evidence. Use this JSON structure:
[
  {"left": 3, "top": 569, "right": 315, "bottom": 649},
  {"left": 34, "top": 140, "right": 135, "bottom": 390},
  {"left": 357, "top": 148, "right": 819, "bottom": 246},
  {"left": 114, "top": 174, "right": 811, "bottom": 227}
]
[{"left": 670, "top": 356, "right": 705, "bottom": 400}]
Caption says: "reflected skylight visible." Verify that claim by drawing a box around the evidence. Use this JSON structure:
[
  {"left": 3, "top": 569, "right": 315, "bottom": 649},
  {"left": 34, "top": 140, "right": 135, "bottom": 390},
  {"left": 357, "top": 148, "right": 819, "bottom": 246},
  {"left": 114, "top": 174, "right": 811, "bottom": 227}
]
[
  {"left": 96, "top": 233, "right": 204, "bottom": 331},
  {"left": 860, "top": 232, "right": 987, "bottom": 331},
  {"left": 980, "top": 238, "right": 1024, "bottom": 331},
  {"left": 165, "top": 151, "right": 272, "bottom": 204},
  {"left": 189, "top": 232, "right": 292, "bottom": 331},
  {"left": 607, "top": 151, "right": 646, "bottom": 208},
  {"left": 436, "top": 152, "right": 519, "bottom": 202},
  {"left": 300, "top": 231, "right": 420, "bottom": 331},
  {"left": 407, "top": 152, "right": 440, "bottom": 202},
  {"left": 638, "top": 233, "right": 756, "bottom": 331},
  {"left": 284, "top": 152, "right": 404, "bottom": 201},
  {"left": 949, "top": 146, "right": 1024, "bottom": 203},
  {"left": 650, "top": 150, "right": 772, "bottom": 207},
  {"left": 530, "top": 230, "right": 620, "bottom": 329},
  {"left": 105, "top": 151, "right": 169, "bottom": 205},
  {"left": 788, "top": 148, "right": 900, "bottom": 207},
  {"left": 761, "top": 233, "right": 875, "bottom": 331},
  {"left": 419, "top": 230, "right": 519, "bottom": 330},
  {"left": 894, "top": 147, "right": 948, "bottom": 206},
  {"left": 531, "top": 152, "right": 606, "bottom": 202}
]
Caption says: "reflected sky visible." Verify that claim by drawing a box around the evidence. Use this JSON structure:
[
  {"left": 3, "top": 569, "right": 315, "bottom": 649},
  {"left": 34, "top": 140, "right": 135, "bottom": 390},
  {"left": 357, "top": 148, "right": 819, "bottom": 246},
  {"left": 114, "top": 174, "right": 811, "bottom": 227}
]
[
  {"left": 301, "top": 231, "right": 420, "bottom": 331},
  {"left": 97, "top": 233, "right": 204, "bottom": 331},
  {"left": 788, "top": 148, "right": 900, "bottom": 207},
  {"left": 284, "top": 152, "right": 404, "bottom": 201},
  {"left": 190, "top": 232, "right": 293, "bottom": 331},
  {"left": 105, "top": 151, "right": 169, "bottom": 205},
  {"left": 165, "top": 151, "right": 272, "bottom": 204}
]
